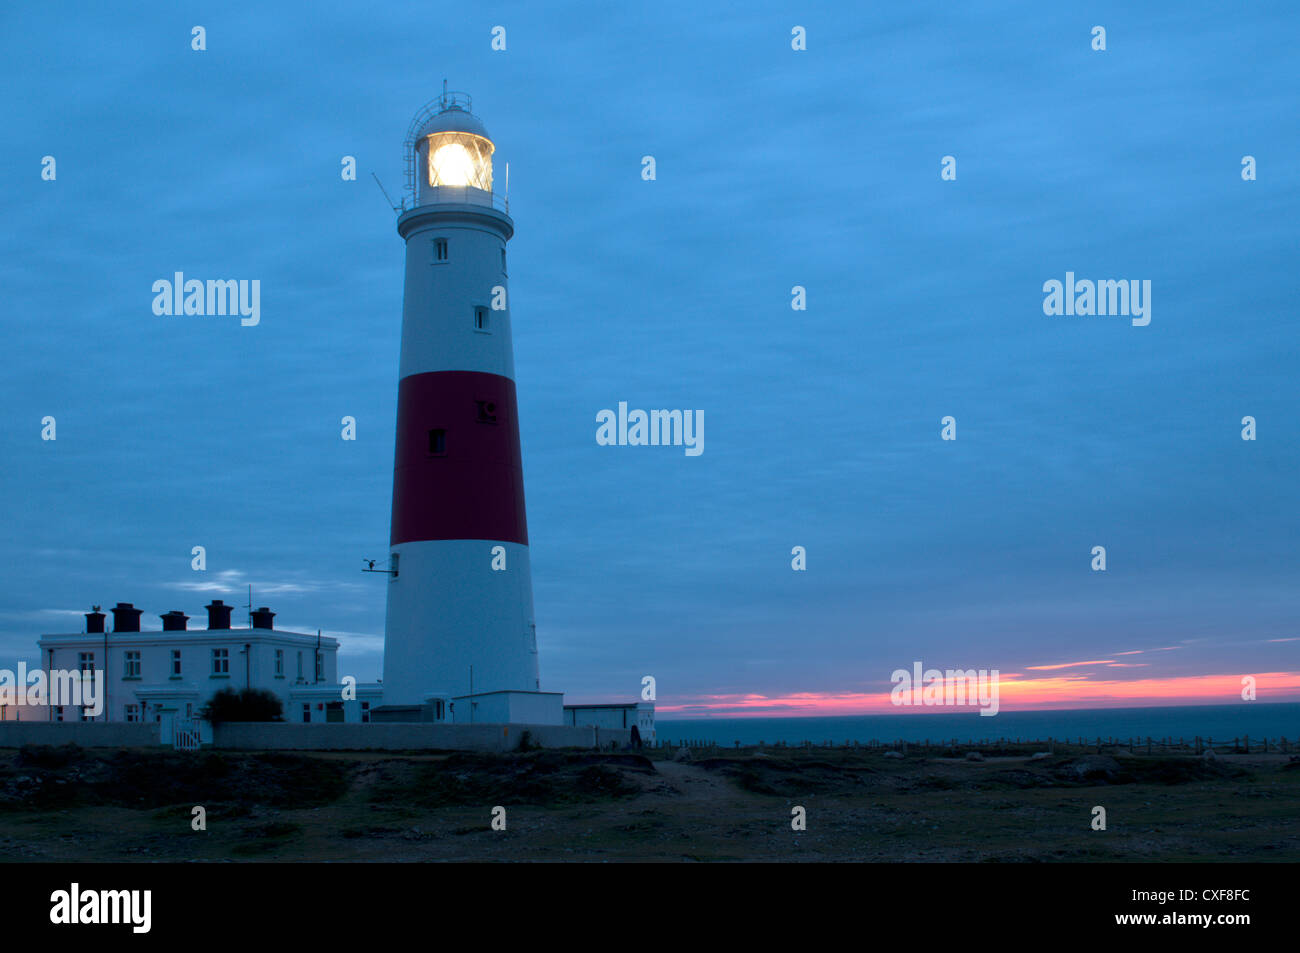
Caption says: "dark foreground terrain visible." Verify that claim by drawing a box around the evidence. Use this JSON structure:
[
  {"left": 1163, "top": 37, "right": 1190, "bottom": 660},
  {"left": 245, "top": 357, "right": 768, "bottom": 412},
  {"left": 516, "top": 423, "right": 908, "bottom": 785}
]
[{"left": 0, "top": 743, "right": 1296, "bottom": 861}]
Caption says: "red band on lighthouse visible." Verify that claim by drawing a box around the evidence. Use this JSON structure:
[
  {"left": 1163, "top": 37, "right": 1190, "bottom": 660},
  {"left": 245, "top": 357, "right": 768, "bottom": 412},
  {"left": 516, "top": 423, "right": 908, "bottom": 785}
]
[{"left": 389, "top": 370, "right": 528, "bottom": 546}]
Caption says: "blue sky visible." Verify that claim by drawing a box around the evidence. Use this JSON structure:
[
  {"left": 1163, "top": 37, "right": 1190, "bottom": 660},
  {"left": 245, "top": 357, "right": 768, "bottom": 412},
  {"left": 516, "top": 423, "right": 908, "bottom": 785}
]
[{"left": 2, "top": 1, "right": 1297, "bottom": 714}]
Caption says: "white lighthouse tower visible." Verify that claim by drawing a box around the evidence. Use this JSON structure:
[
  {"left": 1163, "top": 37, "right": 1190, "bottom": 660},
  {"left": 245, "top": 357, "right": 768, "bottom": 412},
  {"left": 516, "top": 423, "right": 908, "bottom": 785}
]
[{"left": 379, "top": 90, "right": 558, "bottom": 725}]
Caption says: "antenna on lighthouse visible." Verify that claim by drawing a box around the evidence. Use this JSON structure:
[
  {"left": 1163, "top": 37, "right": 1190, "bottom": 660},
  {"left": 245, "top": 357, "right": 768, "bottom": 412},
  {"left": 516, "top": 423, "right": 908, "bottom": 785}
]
[{"left": 371, "top": 172, "right": 401, "bottom": 213}]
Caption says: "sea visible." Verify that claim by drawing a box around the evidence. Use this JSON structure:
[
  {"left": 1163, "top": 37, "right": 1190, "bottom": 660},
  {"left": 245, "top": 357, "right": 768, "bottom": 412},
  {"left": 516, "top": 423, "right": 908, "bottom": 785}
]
[{"left": 656, "top": 703, "right": 1300, "bottom": 746}]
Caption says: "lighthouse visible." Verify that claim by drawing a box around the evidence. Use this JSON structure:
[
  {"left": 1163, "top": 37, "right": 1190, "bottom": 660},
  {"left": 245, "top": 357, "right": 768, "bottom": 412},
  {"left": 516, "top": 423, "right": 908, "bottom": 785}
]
[{"left": 379, "top": 90, "right": 553, "bottom": 724}]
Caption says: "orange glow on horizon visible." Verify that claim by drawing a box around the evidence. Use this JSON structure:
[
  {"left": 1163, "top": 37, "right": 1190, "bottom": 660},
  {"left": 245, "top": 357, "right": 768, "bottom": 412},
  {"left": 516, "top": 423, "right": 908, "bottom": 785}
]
[{"left": 657, "top": 671, "right": 1300, "bottom": 718}]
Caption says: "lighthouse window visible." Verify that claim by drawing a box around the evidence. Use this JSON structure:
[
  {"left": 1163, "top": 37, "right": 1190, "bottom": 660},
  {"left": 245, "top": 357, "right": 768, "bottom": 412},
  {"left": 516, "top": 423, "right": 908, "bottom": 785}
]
[
  {"left": 474, "top": 306, "right": 490, "bottom": 332},
  {"left": 433, "top": 238, "right": 448, "bottom": 262},
  {"left": 428, "top": 428, "right": 447, "bottom": 455}
]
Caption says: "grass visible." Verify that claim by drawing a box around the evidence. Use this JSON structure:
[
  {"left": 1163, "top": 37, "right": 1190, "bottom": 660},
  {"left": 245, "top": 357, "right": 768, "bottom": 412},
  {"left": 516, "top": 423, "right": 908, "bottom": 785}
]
[{"left": 0, "top": 744, "right": 1295, "bottom": 861}]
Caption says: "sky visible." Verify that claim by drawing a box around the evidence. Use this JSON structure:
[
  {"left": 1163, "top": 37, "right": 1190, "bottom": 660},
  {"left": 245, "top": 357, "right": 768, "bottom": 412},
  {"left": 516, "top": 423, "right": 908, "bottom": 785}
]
[{"left": 1, "top": 1, "right": 1297, "bottom": 717}]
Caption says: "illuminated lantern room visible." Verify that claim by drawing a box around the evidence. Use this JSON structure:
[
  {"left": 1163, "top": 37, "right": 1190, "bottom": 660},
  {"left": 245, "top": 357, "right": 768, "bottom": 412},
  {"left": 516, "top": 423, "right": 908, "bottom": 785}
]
[{"left": 406, "top": 88, "right": 500, "bottom": 208}]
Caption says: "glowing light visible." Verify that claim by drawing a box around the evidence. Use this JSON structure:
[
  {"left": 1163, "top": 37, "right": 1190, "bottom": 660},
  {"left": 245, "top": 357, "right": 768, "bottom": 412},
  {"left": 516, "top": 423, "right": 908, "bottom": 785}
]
[
  {"left": 430, "top": 142, "right": 476, "bottom": 187},
  {"left": 425, "top": 132, "right": 493, "bottom": 190}
]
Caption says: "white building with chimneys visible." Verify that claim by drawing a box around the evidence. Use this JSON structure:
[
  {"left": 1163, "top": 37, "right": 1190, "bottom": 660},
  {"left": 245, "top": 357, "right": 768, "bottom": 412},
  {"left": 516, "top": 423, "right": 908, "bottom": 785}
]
[{"left": 29, "top": 601, "right": 381, "bottom": 725}]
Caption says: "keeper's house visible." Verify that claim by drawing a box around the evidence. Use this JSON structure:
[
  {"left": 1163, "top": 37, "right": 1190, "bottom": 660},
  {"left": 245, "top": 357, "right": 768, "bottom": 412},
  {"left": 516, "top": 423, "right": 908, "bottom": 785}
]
[{"left": 33, "top": 602, "right": 381, "bottom": 724}]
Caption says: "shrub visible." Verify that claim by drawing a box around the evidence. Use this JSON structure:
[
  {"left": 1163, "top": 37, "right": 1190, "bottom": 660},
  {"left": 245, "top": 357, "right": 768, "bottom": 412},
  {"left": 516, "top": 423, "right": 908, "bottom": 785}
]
[{"left": 199, "top": 687, "right": 283, "bottom": 724}]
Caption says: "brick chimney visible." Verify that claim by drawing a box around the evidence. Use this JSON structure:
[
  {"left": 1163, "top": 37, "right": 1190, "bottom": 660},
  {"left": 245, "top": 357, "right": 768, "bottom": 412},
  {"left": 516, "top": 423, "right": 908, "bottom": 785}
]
[
  {"left": 250, "top": 606, "right": 275, "bottom": 630},
  {"left": 205, "top": 600, "right": 233, "bottom": 630},
  {"left": 161, "top": 610, "right": 189, "bottom": 632},
  {"left": 111, "top": 602, "right": 142, "bottom": 633},
  {"left": 85, "top": 606, "right": 106, "bottom": 634}
]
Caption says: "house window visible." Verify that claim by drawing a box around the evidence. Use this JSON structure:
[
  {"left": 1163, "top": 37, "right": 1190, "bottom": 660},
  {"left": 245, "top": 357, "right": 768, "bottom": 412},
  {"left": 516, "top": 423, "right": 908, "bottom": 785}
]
[
  {"left": 296, "top": 651, "right": 303, "bottom": 681},
  {"left": 79, "top": 708, "right": 92, "bottom": 722},
  {"left": 433, "top": 238, "right": 448, "bottom": 262},
  {"left": 428, "top": 429, "right": 446, "bottom": 455},
  {"left": 171, "top": 649, "right": 182, "bottom": 676},
  {"left": 123, "top": 650, "right": 141, "bottom": 678},
  {"left": 434, "top": 699, "right": 444, "bottom": 720},
  {"left": 125, "top": 704, "right": 140, "bottom": 723},
  {"left": 361, "top": 701, "right": 370, "bottom": 723},
  {"left": 78, "top": 652, "right": 95, "bottom": 675},
  {"left": 54, "top": 706, "right": 64, "bottom": 722},
  {"left": 301, "top": 703, "right": 311, "bottom": 723},
  {"left": 315, "top": 652, "right": 324, "bottom": 681},
  {"left": 211, "top": 648, "right": 229, "bottom": 675},
  {"left": 474, "top": 306, "right": 490, "bottom": 332},
  {"left": 275, "top": 649, "right": 284, "bottom": 677}
]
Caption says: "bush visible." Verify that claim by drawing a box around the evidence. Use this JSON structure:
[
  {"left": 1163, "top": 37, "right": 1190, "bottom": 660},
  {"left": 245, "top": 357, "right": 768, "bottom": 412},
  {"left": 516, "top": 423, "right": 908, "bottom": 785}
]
[{"left": 200, "top": 687, "right": 284, "bottom": 724}]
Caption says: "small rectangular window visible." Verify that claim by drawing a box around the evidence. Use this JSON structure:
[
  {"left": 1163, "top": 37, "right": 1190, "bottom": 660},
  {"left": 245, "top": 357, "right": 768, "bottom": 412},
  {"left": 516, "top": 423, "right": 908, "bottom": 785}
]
[
  {"left": 302, "top": 703, "right": 311, "bottom": 723},
  {"left": 123, "top": 650, "right": 141, "bottom": 678},
  {"left": 315, "top": 652, "right": 324, "bottom": 681},
  {"left": 501, "top": 248, "right": 507, "bottom": 272},
  {"left": 361, "top": 701, "right": 371, "bottom": 723},
  {"left": 428, "top": 428, "right": 446, "bottom": 455},
  {"left": 275, "top": 649, "right": 284, "bottom": 677},
  {"left": 389, "top": 552, "right": 400, "bottom": 579},
  {"left": 474, "top": 306, "right": 490, "bottom": 332},
  {"left": 78, "top": 652, "right": 95, "bottom": 674},
  {"left": 171, "top": 649, "right": 182, "bottom": 676},
  {"left": 125, "top": 704, "right": 140, "bottom": 723},
  {"left": 433, "top": 238, "right": 448, "bottom": 261},
  {"left": 212, "top": 648, "right": 229, "bottom": 675},
  {"left": 297, "top": 651, "right": 303, "bottom": 680}
]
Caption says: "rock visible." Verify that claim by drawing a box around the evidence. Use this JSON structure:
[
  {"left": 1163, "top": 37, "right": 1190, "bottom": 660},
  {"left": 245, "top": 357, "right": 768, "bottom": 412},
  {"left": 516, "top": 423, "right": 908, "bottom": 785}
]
[
  {"left": 884, "top": 750, "right": 904, "bottom": 759},
  {"left": 1030, "top": 752, "right": 1051, "bottom": 760},
  {"left": 964, "top": 751, "right": 985, "bottom": 762},
  {"left": 1202, "top": 749, "right": 1216, "bottom": 760},
  {"left": 673, "top": 747, "right": 692, "bottom": 762},
  {"left": 1061, "top": 755, "right": 1121, "bottom": 780}
]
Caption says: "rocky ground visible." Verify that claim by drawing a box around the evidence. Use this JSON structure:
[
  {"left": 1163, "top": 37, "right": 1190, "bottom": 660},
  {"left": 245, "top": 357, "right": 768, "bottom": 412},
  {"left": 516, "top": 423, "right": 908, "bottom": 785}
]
[{"left": 0, "top": 743, "right": 1295, "bottom": 861}]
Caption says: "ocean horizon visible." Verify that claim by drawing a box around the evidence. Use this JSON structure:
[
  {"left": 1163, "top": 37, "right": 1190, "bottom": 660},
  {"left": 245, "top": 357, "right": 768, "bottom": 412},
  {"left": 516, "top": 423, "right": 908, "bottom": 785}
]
[{"left": 656, "top": 702, "right": 1300, "bottom": 746}]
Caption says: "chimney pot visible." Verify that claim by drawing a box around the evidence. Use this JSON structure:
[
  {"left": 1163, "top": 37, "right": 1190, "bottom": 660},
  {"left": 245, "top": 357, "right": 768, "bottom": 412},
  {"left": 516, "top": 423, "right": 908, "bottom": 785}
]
[
  {"left": 250, "top": 606, "right": 276, "bottom": 630},
  {"left": 85, "top": 607, "right": 106, "bottom": 634}
]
